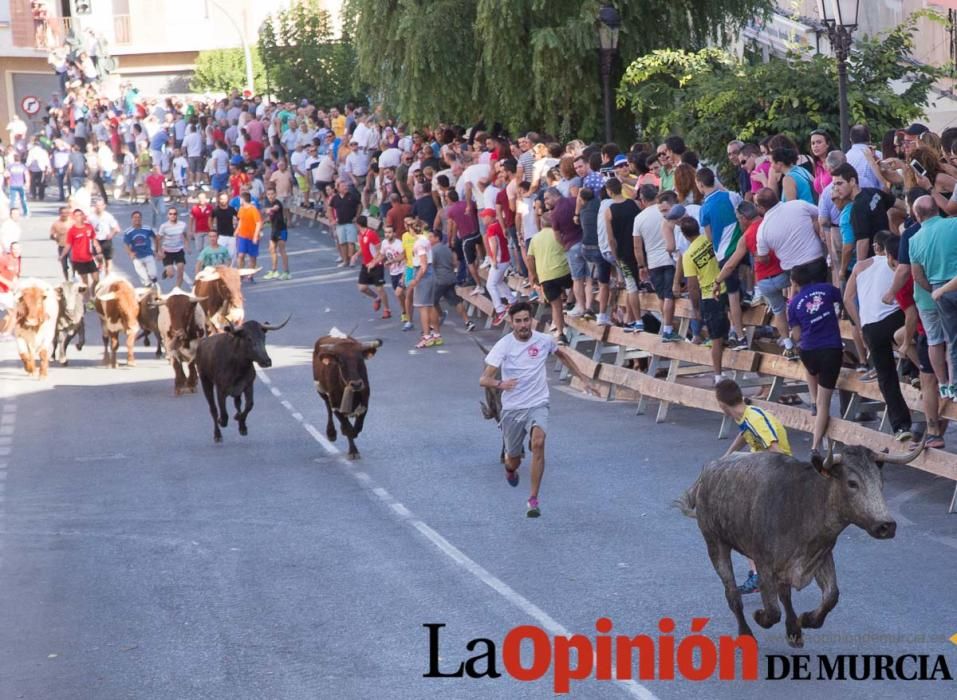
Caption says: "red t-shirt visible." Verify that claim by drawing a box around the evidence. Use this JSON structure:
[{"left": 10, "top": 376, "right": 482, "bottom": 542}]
[
  {"left": 358, "top": 228, "right": 381, "bottom": 266},
  {"left": 895, "top": 275, "right": 925, "bottom": 336},
  {"left": 146, "top": 173, "right": 165, "bottom": 197},
  {"left": 743, "top": 218, "right": 782, "bottom": 281},
  {"left": 484, "top": 221, "right": 510, "bottom": 264},
  {"left": 190, "top": 203, "right": 213, "bottom": 232},
  {"left": 495, "top": 188, "right": 515, "bottom": 228},
  {"left": 0, "top": 252, "right": 19, "bottom": 293},
  {"left": 230, "top": 172, "right": 249, "bottom": 197},
  {"left": 243, "top": 139, "right": 264, "bottom": 161},
  {"left": 67, "top": 224, "right": 96, "bottom": 263}
]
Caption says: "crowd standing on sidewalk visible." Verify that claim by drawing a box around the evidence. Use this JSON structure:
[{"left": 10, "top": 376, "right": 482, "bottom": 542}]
[{"left": 1, "top": 70, "right": 955, "bottom": 518}]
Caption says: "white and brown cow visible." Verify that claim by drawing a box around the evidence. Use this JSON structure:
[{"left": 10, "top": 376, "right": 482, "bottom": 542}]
[
  {"left": 156, "top": 288, "right": 207, "bottom": 395},
  {"left": 93, "top": 275, "right": 140, "bottom": 368},
  {"left": 192, "top": 266, "right": 258, "bottom": 332},
  {"left": 14, "top": 278, "right": 58, "bottom": 378}
]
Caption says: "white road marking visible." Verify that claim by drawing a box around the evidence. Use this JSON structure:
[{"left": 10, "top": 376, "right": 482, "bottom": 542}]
[
  {"left": 291, "top": 412, "right": 303, "bottom": 421},
  {"left": 269, "top": 386, "right": 282, "bottom": 397},
  {"left": 254, "top": 366, "right": 656, "bottom": 700}
]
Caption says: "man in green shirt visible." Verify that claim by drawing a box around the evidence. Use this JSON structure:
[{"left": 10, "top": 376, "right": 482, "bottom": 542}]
[
  {"left": 195, "top": 230, "right": 232, "bottom": 273},
  {"left": 527, "top": 210, "right": 572, "bottom": 344}
]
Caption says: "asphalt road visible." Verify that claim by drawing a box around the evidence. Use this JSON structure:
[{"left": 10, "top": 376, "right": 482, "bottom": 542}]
[{"left": 0, "top": 196, "right": 955, "bottom": 700}]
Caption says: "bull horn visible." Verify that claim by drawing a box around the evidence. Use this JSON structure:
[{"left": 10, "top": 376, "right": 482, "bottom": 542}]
[
  {"left": 96, "top": 292, "right": 117, "bottom": 301},
  {"left": 261, "top": 314, "right": 291, "bottom": 331},
  {"left": 188, "top": 295, "right": 207, "bottom": 304},
  {"left": 360, "top": 339, "right": 382, "bottom": 350},
  {"left": 821, "top": 440, "right": 840, "bottom": 471},
  {"left": 238, "top": 267, "right": 262, "bottom": 278},
  {"left": 873, "top": 440, "right": 925, "bottom": 465}
]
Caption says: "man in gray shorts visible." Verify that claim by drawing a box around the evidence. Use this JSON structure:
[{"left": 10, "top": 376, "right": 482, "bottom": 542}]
[{"left": 479, "top": 302, "right": 599, "bottom": 517}]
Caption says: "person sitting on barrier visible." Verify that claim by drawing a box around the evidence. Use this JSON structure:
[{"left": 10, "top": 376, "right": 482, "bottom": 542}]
[
  {"left": 680, "top": 215, "right": 729, "bottom": 384},
  {"left": 715, "top": 377, "right": 791, "bottom": 594},
  {"left": 788, "top": 262, "right": 844, "bottom": 459}
]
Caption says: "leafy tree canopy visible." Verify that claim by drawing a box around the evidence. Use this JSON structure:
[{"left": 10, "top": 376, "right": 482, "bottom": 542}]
[
  {"left": 258, "top": 0, "right": 367, "bottom": 107},
  {"left": 344, "top": 0, "right": 774, "bottom": 138},
  {"left": 190, "top": 48, "right": 266, "bottom": 95},
  {"left": 617, "top": 14, "right": 941, "bottom": 179}
]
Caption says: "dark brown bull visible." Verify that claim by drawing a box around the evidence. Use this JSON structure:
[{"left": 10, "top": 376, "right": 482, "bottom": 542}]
[
  {"left": 14, "top": 279, "right": 58, "bottom": 378},
  {"left": 192, "top": 266, "right": 257, "bottom": 332},
  {"left": 52, "top": 280, "right": 85, "bottom": 366},
  {"left": 136, "top": 287, "right": 164, "bottom": 357},
  {"left": 313, "top": 335, "right": 382, "bottom": 460},
  {"left": 156, "top": 290, "right": 207, "bottom": 395},
  {"left": 93, "top": 276, "right": 140, "bottom": 368},
  {"left": 677, "top": 441, "right": 923, "bottom": 648},
  {"left": 196, "top": 316, "right": 289, "bottom": 442}
]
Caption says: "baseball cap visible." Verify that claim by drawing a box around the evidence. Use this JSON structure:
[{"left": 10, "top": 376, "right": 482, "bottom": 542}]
[
  {"left": 663, "top": 204, "right": 687, "bottom": 221},
  {"left": 904, "top": 123, "right": 929, "bottom": 136},
  {"left": 613, "top": 154, "right": 629, "bottom": 166},
  {"left": 478, "top": 208, "right": 496, "bottom": 218}
]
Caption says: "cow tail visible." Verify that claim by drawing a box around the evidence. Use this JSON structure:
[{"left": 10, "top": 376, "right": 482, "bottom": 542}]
[{"left": 674, "top": 478, "right": 700, "bottom": 519}]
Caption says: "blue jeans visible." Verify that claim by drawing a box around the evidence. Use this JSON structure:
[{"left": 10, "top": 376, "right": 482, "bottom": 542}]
[
  {"left": 55, "top": 167, "right": 67, "bottom": 200},
  {"left": 8, "top": 186, "right": 27, "bottom": 215},
  {"left": 934, "top": 288, "right": 957, "bottom": 382}
]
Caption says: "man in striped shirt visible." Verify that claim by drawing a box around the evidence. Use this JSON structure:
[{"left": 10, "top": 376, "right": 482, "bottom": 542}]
[{"left": 715, "top": 378, "right": 792, "bottom": 595}]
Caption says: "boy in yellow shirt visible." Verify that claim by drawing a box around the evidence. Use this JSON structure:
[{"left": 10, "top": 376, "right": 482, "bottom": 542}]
[
  {"left": 715, "top": 378, "right": 791, "bottom": 594},
  {"left": 679, "top": 215, "right": 729, "bottom": 383}
]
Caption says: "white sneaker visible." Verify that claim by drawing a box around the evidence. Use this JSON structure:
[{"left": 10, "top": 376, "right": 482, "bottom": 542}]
[
  {"left": 596, "top": 313, "right": 611, "bottom": 326},
  {"left": 713, "top": 374, "right": 727, "bottom": 386},
  {"left": 479, "top": 257, "right": 492, "bottom": 270},
  {"left": 567, "top": 306, "right": 585, "bottom": 317},
  {"left": 470, "top": 286, "right": 484, "bottom": 296}
]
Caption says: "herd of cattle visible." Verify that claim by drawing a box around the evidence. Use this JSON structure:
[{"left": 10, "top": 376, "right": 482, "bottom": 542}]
[{"left": 10, "top": 268, "right": 381, "bottom": 457}]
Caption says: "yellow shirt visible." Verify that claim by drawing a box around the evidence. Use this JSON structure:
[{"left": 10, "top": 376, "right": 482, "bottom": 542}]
[
  {"left": 401, "top": 231, "right": 416, "bottom": 267},
  {"left": 331, "top": 115, "right": 347, "bottom": 138},
  {"left": 682, "top": 234, "right": 724, "bottom": 299},
  {"left": 736, "top": 406, "right": 792, "bottom": 455},
  {"left": 527, "top": 227, "right": 571, "bottom": 282}
]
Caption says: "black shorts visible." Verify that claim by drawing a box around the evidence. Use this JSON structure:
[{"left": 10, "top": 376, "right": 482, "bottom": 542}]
[
  {"left": 542, "top": 274, "right": 573, "bottom": 303},
  {"left": 701, "top": 295, "right": 730, "bottom": 341},
  {"left": 799, "top": 347, "right": 843, "bottom": 390},
  {"left": 358, "top": 264, "right": 385, "bottom": 286},
  {"left": 461, "top": 233, "right": 482, "bottom": 266},
  {"left": 915, "top": 334, "right": 933, "bottom": 374},
  {"left": 72, "top": 259, "right": 98, "bottom": 275},
  {"left": 649, "top": 265, "right": 675, "bottom": 301},
  {"left": 97, "top": 239, "right": 113, "bottom": 260},
  {"left": 793, "top": 257, "right": 829, "bottom": 285},
  {"left": 163, "top": 250, "right": 186, "bottom": 266},
  {"left": 390, "top": 272, "right": 404, "bottom": 290},
  {"left": 433, "top": 282, "right": 461, "bottom": 307},
  {"left": 718, "top": 256, "right": 741, "bottom": 295}
]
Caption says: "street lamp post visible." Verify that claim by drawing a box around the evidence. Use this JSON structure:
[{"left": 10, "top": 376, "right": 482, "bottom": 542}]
[
  {"left": 597, "top": 3, "right": 621, "bottom": 144},
  {"left": 205, "top": 0, "right": 255, "bottom": 96},
  {"left": 817, "top": 0, "right": 860, "bottom": 151}
]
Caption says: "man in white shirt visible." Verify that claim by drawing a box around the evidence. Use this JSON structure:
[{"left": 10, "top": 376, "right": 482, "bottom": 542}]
[
  {"left": 633, "top": 185, "right": 680, "bottom": 341},
  {"left": 89, "top": 198, "right": 120, "bottom": 274},
  {"left": 755, "top": 187, "right": 825, "bottom": 273},
  {"left": 182, "top": 124, "right": 204, "bottom": 187},
  {"left": 844, "top": 124, "right": 883, "bottom": 191},
  {"left": 479, "top": 301, "right": 598, "bottom": 518}
]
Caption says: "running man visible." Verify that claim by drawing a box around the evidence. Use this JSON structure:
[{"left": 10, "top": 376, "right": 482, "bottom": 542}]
[
  {"left": 59, "top": 208, "right": 101, "bottom": 307},
  {"left": 351, "top": 215, "right": 390, "bottom": 318},
  {"left": 49, "top": 206, "right": 72, "bottom": 280},
  {"left": 157, "top": 206, "right": 190, "bottom": 288},
  {"left": 123, "top": 211, "right": 159, "bottom": 287},
  {"left": 479, "top": 301, "right": 599, "bottom": 517},
  {"left": 90, "top": 198, "right": 120, "bottom": 275},
  {"left": 263, "top": 189, "right": 290, "bottom": 280}
]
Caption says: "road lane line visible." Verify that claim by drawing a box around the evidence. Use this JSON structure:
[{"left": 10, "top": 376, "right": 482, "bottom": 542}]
[{"left": 254, "top": 367, "right": 657, "bottom": 700}]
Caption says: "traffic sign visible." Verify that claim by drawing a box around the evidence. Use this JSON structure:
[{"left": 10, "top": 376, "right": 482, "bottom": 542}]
[{"left": 20, "top": 96, "right": 41, "bottom": 116}]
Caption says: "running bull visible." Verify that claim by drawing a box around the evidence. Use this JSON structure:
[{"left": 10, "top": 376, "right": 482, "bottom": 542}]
[
  {"left": 313, "top": 332, "right": 382, "bottom": 460},
  {"left": 193, "top": 265, "right": 258, "bottom": 332},
  {"left": 14, "top": 278, "right": 58, "bottom": 378},
  {"left": 52, "top": 280, "right": 85, "bottom": 366},
  {"left": 677, "top": 442, "right": 923, "bottom": 648},
  {"left": 196, "top": 315, "right": 289, "bottom": 442},
  {"left": 136, "top": 286, "right": 164, "bottom": 357},
  {"left": 156, "top": 289, "right": 207, "bottom": 395},
  {"left": 93, "top": 275, "right": 140, "bottom": 368}
]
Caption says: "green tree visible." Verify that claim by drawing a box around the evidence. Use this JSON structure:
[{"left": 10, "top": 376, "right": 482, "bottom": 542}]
[
  {"left": 189, "top": 48, "right": 266, "bottom": 94},
  {"left": 344, "top": 0, "right": 774, "bottom": 137},
  {"left": 258, "top": 0, "right": 366, "bottom": 107},
  {"left": 617, "top": 15, "right": 940, "bottom": 181}
]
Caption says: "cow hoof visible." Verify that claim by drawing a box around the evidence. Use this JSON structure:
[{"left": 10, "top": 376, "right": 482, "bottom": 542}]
[
  {"left": 326, "top": 429, "right": 337, "bottom": 441},
  {"left": 188, "top": 386, "right": 197, "bottom": 394},
  {"left": 214, "top": 434, "right": 223, "bottom": 443},
  {"left": 786, "top": 632, "right": 804, "bottom": 649},
  {"left": 754, "top": 609, "right": 780, "bottom": 629},
  {"left": 347, "top": 450, "right": 360, "bottom": 460},
  {"left": 77, "top": 342, "right": 84, "bottom": 350},
  {"left": 127, "top": 361, "right": 136, "bottom": 367},
  {"left": 59, "top": 359, "right": 69, "bottom": 366},
  {"left": 174, "top": 387, "right": 183, "bottom": 396},
  {"left": 219, "top": 417, "right": 228, "bottom": 428},
  {"left": 239, "top": 425, "right": 248, "bottom": 436}
]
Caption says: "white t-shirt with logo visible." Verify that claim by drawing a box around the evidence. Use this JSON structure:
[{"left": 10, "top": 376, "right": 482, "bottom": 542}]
[
  {"left": 485, "top": 330, "right": 559, "bottom": 411},
  {"left": 90, "top": 210, "right": 119, "bottom": 241},
  {"left": 158, "top": 220, "right": 187, "bottom": 252}
]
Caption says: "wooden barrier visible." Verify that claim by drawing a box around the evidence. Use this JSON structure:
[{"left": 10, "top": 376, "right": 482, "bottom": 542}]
[{"left": 456, "top": 271, "right": 957, "bottom": 512}]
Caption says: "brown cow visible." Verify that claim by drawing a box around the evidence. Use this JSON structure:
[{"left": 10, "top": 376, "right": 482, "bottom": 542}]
[
  {"left": 156, "top": 289, "right": 207, "bottom": 395},
  {"left": 93, "top": 275, "right": 140, "bottom": 368},
  {"left": 313, "top": 332, "right": 382, "bottom": 459},
  {"left": 193, "top": 266, "right": 258, "bottom": 332},
  {"left": 136, "top": 286, "right": 164, "bottom": 357},
  {"left": 14, "top": 279, "right": 58, "bottom": 378}
]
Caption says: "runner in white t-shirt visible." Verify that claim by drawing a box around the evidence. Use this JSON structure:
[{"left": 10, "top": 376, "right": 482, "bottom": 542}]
[
  {"left": 479, "top": 301, "right": 598, "bottom": 517},
  {"left": 157, "top": 206, "right": 190, "bottom": 288}
]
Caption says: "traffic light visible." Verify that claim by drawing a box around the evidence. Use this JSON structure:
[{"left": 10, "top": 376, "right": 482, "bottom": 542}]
[{"left": 72, "top": 0, "right": 93, "bottom": 15}]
